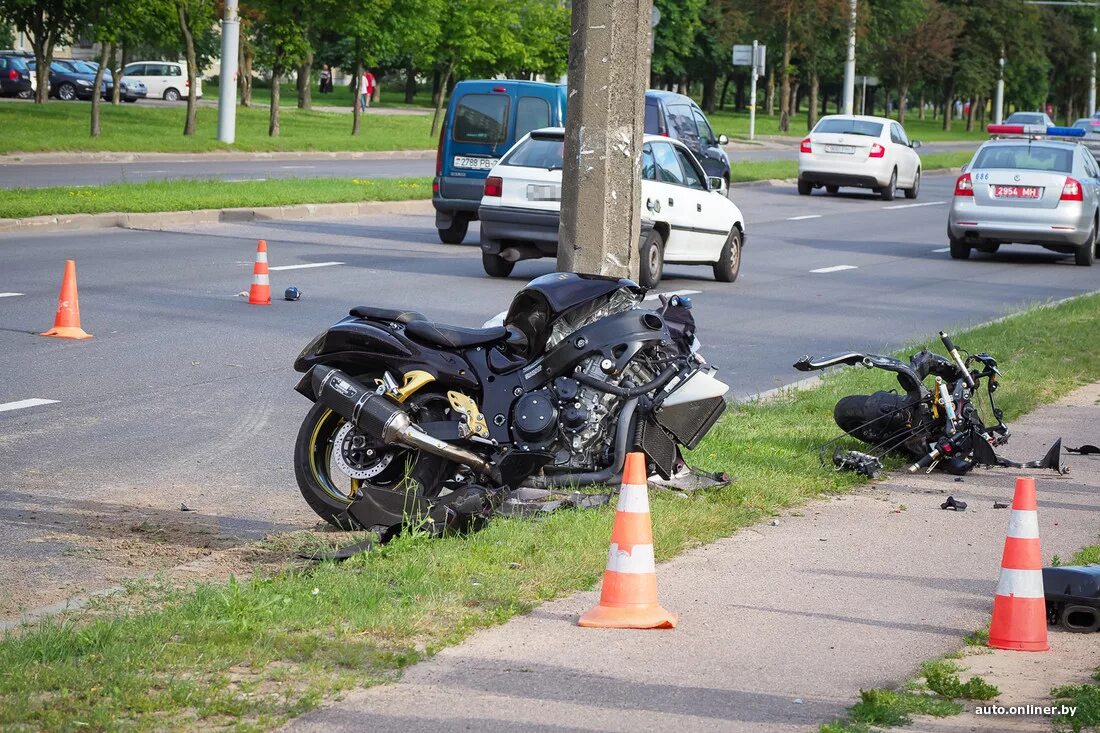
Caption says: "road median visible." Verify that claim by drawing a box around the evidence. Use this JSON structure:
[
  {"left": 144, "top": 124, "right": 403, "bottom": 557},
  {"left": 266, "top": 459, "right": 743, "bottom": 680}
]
[{"left": 2, "top": 293, "right": 1099, "bottom": 730}]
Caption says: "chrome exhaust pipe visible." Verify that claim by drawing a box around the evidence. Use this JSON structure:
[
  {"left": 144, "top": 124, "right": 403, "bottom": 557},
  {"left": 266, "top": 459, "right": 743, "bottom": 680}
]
[{"left": 311, "top": 365, "right": 495, "bottom": 478}]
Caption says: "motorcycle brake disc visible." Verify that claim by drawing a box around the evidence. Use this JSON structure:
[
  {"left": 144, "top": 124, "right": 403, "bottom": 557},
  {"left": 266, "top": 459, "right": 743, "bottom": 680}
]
[{"left": 332, "top": 421, "right": 395, "bottom": 480}]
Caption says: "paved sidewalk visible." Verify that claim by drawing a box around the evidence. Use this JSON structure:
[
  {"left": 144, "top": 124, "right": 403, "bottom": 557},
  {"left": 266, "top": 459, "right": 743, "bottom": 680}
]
[{"left": 288, "top": 383, "right": 1100, "bottom": 733}]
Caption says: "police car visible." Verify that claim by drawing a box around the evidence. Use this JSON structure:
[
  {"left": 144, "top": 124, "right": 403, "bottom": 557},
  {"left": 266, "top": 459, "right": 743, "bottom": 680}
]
[{"left": 948, "top": 123, "right": 1100, "bottom": 266}]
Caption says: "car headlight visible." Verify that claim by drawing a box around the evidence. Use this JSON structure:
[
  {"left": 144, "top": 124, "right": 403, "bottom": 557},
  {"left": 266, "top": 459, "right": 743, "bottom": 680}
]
[{"left": 76, "top": 79, "right": 91, "bottom": 86}]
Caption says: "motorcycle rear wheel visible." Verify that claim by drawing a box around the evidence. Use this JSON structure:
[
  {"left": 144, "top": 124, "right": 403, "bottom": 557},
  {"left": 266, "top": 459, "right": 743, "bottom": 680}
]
[{"left": 293, "top": 397, "right": 451, "bottom": 529}]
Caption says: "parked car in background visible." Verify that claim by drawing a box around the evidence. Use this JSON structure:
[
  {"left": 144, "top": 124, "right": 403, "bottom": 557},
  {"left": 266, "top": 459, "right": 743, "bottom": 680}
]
[
  {"left": 644, "top": 90, "right": 731, "bottom": 192},
  {"left": 433, "top": 79, "right": 567, "bottom": 245},
  {"left": 123, "top": 61, "right": 199, "bottom": 101},
  {"left": 1072, "top": 117, "right": 1100, "bottom": 158},
  {"left": 1005, "top": 111, "right": 1055, "bottom": 127},
  {"left": 27, "top": 59, "right": 105, "bottom": 101},
  {"left": 478, "top": 127, "right": 745, "bottom": 286},
  {"left": 948, "top": 136, "right": 1100, "bottom": 266},
  {"left": 0, "top": 53, "right": 32, "bottom": 98},
  {"left": 797, "top": 114, "right": 922, "bottom": 200},
  {"left": 60, "top": 60, "right": 146, "bottom": 102}
]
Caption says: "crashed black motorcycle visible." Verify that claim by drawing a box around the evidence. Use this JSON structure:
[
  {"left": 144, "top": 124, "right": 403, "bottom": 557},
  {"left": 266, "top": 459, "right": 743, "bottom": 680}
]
[
  {"left": 794, "top": 331, "right": 1061, "bottom": 477},
  {"left": 292, "top": 273, "right": 730, "bottom": 538}
]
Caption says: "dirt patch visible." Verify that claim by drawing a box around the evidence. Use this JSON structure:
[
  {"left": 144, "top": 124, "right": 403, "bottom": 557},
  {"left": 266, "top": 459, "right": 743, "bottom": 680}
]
[{"left": 904, "top": 630, "right": 1100, "bottom": 732}]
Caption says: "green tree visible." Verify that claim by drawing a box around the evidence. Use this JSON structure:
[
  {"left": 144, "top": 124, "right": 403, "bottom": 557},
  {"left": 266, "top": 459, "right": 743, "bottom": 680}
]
[
  {"left": 253, "top": 0, "right": 312, "bottom": 135},
  {"left": 0, "top": 0, "right": 88, "bottom": 102},
  {"left": 175, "top": 0, "right": 217, "bottom": 134}
]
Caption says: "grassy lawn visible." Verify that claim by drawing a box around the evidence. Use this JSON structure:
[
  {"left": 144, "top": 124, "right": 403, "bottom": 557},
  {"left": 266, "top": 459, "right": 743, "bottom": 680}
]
[
  {"left": 3, "top": 152, "right": 972, "bottom": 219},
  {"left": 708, "top": 109, "right": 989, "bottom": 143},
  {"left": 0, "top": 177, "right": 432, "bottom": 219},
  {"left": 3, "top": 294, "right": 1100, "bottom": 730},
  {"left": 0, "top": 103, "right": 434, "bottom": 155}
]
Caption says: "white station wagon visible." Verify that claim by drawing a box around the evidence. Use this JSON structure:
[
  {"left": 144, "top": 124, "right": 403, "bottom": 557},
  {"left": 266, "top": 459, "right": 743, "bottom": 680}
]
[
  {"left": 477, "top": 127, "right": 746, "bottom": 287},
  {"left": 123, "top": 61, "right": 201, "bottom": 101}
]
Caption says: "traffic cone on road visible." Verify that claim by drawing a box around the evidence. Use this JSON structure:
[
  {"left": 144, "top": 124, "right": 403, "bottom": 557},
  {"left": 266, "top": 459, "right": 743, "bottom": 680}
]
[
  {"left": 578, "top": 452, "right": 677, "bottom": 629},
  {"left": 41, "top": 259, "right": 92, "bottom": 340},
  {"left": 988, "top": 476, "right": 1049, "bottom": 651},
  {"left": 248, "top": 240, "right": 271, "bottom": 305}
]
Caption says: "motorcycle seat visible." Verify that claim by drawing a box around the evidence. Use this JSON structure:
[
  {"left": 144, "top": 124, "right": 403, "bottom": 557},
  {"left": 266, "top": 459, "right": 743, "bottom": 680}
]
[
  {"left": 405, "top": 320, "right": 509, "bottom": 348},
  {"left": 349, "top": 306, "right": 427, "bottom": 324}
]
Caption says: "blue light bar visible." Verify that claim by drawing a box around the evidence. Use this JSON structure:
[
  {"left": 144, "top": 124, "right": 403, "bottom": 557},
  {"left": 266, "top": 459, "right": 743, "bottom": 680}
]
[{"left": 1045, "top": 126, "right": 1086, "bottom": 137}]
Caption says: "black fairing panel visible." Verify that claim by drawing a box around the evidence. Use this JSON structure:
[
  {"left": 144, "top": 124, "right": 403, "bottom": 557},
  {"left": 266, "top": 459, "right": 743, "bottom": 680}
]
[
  {"left": 293, "top": 316, "right": 479, "bottom": 394},
  {"left": 506, "top": 273, "right": 641, "bottom": 323}
]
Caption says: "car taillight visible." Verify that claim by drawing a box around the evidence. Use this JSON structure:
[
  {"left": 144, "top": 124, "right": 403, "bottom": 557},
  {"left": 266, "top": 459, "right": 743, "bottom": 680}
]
[
  {"left": 954, "top": 172, "right": 973, "bottom": 197},
  {"left": 869, "top": 142, "right": 885, "bottom": 158},
  {"left": 1061, "top": 177, "right": 1083, "bottom": 201},
  {"left": 799, "top": 137, "right": 812, "bottom": 154},
  {"left": 484, "top": 176, "right": 502, "bottom": 197},
  {"left": 7, "top": 69, "right": 17, "bottom": 81},
  {"left": 435, "top": 127, "right": 444, "bottom": 177}
]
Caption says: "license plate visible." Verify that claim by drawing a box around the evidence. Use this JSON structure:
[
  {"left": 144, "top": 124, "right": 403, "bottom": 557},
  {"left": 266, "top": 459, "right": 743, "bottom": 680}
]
[
  {"left": 527, "top": 184, "right": 561, "bottom": 201},
  {"left": 453, "top": 156, "right": 498, "bottom": 171},
  {"left": 824, "top": 144, "right": 855, "bottom": 154},
  {"left": 991, "top": 185, "right": 1042, "bottom": 199}
]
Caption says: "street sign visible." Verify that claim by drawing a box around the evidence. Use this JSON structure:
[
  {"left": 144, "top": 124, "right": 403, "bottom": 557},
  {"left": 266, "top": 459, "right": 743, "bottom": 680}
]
[
  {"left": 732, "top": 44, "right": 766, "bottom": 74},
  {"left": 854, "top": 75, "right": 879, "bottom": 86}
]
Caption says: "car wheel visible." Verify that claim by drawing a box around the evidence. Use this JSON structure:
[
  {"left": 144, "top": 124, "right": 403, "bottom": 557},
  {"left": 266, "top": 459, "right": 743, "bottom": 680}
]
[
  {"left": 437, "top": 216, "right": 469, "bottom": 245},
  {"left": 880, "top": 169, "right": 897, "bottom": 201},
  {"left": 57, "top": 83, "right": 76, "bottom": 101},
  {"left": 904, "top": 169, "right": 920, "bottom": 200},
  {"left": 124, "top": 97, "right": 138, "bottom": 103},
  {"left": 1075, "top": 223, "right": 1096, "bottom": 267},
  {"left": 638, "top": 228, "right": 665, "bottom": 288},
  {"left": 16, "top": 89, "right": 32, "bottom": 99},
  {"left": 825, "top": 185, "right": 839, "bottom": 194},
  {"left": 949, "top": 237, "right": 971, "bottom": 260},
  {"left": 163, "top": 88, "right": 180, "bottom": 101},
  {"left": 797, "top": 179, "right": 812, "bottom": 196},
  {"left": 482, "top": 252, "right": 515, "bottom": 278},
  {"left": 713, "top": 226, "right": 742, "bottom": 283}
]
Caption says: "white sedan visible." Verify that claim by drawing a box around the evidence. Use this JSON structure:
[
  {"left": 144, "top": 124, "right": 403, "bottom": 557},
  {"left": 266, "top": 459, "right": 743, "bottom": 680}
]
[
  {"left": 797, "top": 114, "right": 922, "bottom": 200},
  {"left": 477, "top": 128, "right": 746, "bottom": 287}
]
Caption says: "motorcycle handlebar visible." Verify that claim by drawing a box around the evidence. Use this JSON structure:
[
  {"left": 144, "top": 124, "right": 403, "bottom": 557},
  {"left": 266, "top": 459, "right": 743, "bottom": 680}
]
[
  {"left": 939, "top": 331, "right": 957, "bottom": 353},
  {"left": 940, "top": 330, "right": 976, "bottom": 388},
  {"left": 908, "top": 449, "right": 940, "bottom": 473}
]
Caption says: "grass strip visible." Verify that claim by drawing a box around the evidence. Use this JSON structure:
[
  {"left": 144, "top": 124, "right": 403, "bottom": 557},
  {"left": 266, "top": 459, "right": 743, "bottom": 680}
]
[
  {"left": 3, "top": 151, "right": 973, "bottom": 219},
  {"left": 729, "top": 151, "right": 971, "bottom": 184},
  {"left": 0, "top": 103, "right": 433, "bottom": 155},
  {"left": 2, "top": 294, "right": 1100, "bottom": 731},
  {"left": 0, "top": 177, "right": 432, "bottom": 219}
]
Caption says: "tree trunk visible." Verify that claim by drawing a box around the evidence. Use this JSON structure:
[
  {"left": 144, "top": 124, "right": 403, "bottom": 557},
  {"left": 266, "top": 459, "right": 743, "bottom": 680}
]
[
  {"left": 965, "top": 95, "right": 976, "bottom": 132},
  {"left": 177, "top": 1, "right": 198, "bottom": 136},
  {"left": 297, "top": 51, "right": 313, "bottom": 109},
  {"left": 779, "top": 5, "right": 792, "bottom": 132},
  {"left": 765, "top": 66, "right": 775, "bottom": 116},
  {"left": 918, "top": 91, "right": 925, "bottom": 120},
  {"left": 720, "top": 73, "right": 732, "bottom": 111},
  {"left": 807, "top": 72, "right": 819, "bottom": 130},
  {"left": 352, "top": 59, "right": 363, "bottom": 135},
  {"left": 269, "top": 68, "right": 281, "bottom": 136},
  {"left": 942, "top": 84, "right": 954, "bottom": 131},
  {"left": 110, "top": 45, "right": 121, "bottom": 104},
  {"left": 90, "top": 42, "right": 111, "bottom": 137},
  {"left": 701, "top": 74, "right": 716, "bottom": 114},
  {"left": 898, "top": 83, "right": 909, "bottom": 124},
  {"left": 404, "top": 64, "right": 417, "bottom": 103},
  {"left": 29, "top": 31, "right": 53, "bottom": 104},
  {"left": 240, "top": 41, "right": 253, "bottom": 107},
  {"left": 430, "top": 61, "right": 454, "bottom": 138},
  {"left": 791, "top": 81, "right": 800, "bottom": 115},
  {"left": 431, "top": 67, "right": 442, "bottom": 107}
]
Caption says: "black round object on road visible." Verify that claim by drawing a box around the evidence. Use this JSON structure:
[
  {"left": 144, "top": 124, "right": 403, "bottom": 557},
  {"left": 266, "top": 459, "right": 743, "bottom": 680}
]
[{"left": 284, "top": 286, "right": 301, "bottom": 301}]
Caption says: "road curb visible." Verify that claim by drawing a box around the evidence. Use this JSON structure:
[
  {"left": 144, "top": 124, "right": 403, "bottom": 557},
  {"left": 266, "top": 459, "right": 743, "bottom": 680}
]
[
  {"left": 0, "top": 199, "right": 435, "bottom": 235},
  {"left": 0, "top": 149, "right": 436, "bottom": 165}
]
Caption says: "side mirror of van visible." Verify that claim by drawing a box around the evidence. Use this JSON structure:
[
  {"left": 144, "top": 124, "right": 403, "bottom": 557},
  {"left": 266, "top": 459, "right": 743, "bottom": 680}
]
[
  {"left": 707, "top": 176, "right": 725, "bottom": 192},
  {"left": 717, "top": 134, "right": 729, "bottom": 146},
  {"left": 911, "top": 140, "right": 922, "bottom": 149}
]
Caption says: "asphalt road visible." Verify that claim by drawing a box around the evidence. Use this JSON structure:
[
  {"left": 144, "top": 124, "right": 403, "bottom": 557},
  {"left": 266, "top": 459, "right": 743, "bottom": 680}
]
[
  {"left": 1, "top": 142, "right": 977, "bottom": 188},
  {"left": 1, "top": 170, "right": 1097, "bottom": 619}
]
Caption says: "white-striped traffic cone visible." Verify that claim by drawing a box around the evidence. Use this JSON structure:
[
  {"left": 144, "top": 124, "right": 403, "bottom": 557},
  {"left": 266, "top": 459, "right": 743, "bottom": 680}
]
[
  {"left": 248, "top": 240, "right": 271, "bottom": 305},
  {"left": 988, "top": 476, "right": 1048, "bottom": 651},
  {"left": 578, "top": 452, "right": 676, "bottom": 629}
]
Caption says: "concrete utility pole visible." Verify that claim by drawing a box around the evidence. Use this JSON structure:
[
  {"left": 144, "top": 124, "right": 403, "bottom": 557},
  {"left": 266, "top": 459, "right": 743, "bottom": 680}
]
[
  {"left": 842, "top": 0, "right": 857, "bottom": 115},
  {"left": 994, "top": 53, "right": 1005, "bottom": 124},
  {"left": 217, "top": 0, "right": 240, "bottom": 144},
  {"left": 558, "top": 0, "right": 653, "bottom": 279}
]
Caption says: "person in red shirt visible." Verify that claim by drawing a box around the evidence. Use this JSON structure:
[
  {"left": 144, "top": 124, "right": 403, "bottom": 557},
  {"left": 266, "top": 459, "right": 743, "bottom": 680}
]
[{"left": 360, "top": 70, "right": 376, "bottom": 110}]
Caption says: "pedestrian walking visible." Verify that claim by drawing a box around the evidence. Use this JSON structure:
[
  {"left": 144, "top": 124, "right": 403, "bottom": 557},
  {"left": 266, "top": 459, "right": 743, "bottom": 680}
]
[
  {"left": 319, "top": 64, "right": 332, "bottom": 94},
  {"left": 360, "top": 69, "right": 376, "bottom": 110}
]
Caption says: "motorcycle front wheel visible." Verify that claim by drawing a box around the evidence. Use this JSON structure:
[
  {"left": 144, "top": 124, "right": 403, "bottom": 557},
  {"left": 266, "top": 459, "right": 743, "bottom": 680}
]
[{"left": 293, "top": 396, "right": 451, "bottom": 528}]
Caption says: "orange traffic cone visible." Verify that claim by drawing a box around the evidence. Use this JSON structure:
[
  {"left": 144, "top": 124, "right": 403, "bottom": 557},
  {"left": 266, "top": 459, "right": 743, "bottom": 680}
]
[
  {"left": 248, "top": 240, "right": 271, "bottom": 305},
  {"left": 988, "top": 477, "right": 1048, "bottom": 651},
  {"left": 41, "top": 259, "right": 92, "bottom": 339},
  {"left": 578, "top": 452, "right": 677, "bottom": 629}
]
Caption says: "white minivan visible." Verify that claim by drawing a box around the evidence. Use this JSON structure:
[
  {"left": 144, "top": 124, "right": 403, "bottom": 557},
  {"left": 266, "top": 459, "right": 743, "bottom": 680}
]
[{"left": 122, "top": 61, "right": 201, "bottom": 101}]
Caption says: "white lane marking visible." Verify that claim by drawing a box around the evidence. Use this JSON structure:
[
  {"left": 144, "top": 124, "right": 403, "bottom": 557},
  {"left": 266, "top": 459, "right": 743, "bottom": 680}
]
[
  {"left": 0, "top": 292, "right": 24, "bottom": 298},
  {"left": 787, "top": 214, "right": 822, "bottom": 221},
  {"left": 643, "top": 289, "right": 701, "bottom": 302},
  {"left": 882, "top": 201, "right": 947, "bottom": 210},
  {"left": 269, "top": 261, "right": 346, "bottom": 271},
  {"left": 810, "top": 265, "right": 858, "bottom": 274},
  {"left": 933, "top": 247, "right": 951, "bottom": 253},
  {"left": 0, "top": 398, "right": 59, "bottom": 414}
]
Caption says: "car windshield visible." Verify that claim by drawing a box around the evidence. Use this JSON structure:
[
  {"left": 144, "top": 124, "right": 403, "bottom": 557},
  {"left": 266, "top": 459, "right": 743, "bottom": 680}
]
[
  {"left": 813, "top": 118, "right": 883, "bottom": 137},
  {"left": 973, "top": 145, "right": 1073, "bottom": 173},
  {"left": 1005, "top": 113, "right": 1046, "bottom": 125},
  {"left": 502, "top": 135, "right": 564, "bottom": 169}
]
